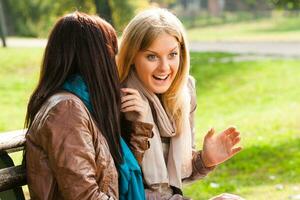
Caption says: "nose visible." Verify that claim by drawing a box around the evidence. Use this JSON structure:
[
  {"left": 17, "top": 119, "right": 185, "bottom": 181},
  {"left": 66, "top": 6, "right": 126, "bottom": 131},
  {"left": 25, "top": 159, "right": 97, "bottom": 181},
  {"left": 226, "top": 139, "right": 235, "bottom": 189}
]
[{"left": 158, "top": 57, "right": 170, "bottom": 72}]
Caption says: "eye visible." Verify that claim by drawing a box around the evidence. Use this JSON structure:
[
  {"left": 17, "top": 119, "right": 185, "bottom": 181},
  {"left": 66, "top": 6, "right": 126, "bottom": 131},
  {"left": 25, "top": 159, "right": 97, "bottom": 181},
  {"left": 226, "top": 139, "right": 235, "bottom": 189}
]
[
  {"left": 169, "top": 52, "right": 178, "bottom": 59},
  {"left": 147, "top": 54, "right": 158, "bottom": 61}
]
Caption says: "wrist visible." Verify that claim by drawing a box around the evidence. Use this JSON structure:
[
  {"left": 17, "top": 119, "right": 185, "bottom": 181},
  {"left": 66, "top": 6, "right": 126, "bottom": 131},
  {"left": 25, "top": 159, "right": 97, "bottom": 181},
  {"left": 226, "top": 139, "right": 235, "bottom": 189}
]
[
  {"left": 135, "top": 114, "right": 144, "bottom": 122},
  {"left": 201, "top": 151, "right": 215, "bottom": 168}
]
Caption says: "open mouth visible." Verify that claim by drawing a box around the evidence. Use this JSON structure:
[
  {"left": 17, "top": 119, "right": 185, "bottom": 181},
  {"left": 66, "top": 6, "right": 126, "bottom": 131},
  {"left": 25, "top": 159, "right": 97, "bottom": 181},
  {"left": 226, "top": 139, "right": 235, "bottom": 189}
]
[{"left": 153, "top": 74, "right": 170, "bottom": 81}]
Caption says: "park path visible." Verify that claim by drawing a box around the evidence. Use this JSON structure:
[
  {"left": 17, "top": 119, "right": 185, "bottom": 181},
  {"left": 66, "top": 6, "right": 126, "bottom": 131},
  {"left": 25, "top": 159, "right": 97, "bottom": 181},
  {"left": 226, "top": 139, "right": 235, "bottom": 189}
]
[
  {"left": 5, "top": 38, "right": 47, "bottom": 48},
  {"left": 189, "top": 41, "right": 300, "bottom": 57},
  {"left": 4, "top": 38, "right": 300, "bottom": 58}
]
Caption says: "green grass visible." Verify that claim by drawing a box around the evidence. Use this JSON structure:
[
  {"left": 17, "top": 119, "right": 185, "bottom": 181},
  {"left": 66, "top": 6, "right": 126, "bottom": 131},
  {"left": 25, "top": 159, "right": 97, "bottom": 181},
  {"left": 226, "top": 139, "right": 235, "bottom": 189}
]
[
  {"left": 0, "top": 47, "right": 42, "bottom": 131},
  {"left": 0, "top": 48, "right": 300, "bottom": 199},
  {"left": 187, "top": 13, "right": 300, "bottom": 41},
  {"left": 0, "top": 47, "right": 42, "bottom": 199},
  {"left": 183, "top": 52, "right": 300, "bottom": 199}
]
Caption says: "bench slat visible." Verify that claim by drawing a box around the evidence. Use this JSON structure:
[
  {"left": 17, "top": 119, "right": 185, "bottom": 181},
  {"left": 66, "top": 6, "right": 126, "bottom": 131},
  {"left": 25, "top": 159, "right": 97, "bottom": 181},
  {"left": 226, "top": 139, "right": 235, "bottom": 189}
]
[
  {"left": 0, "top": 165, "right": 26, "bottom": 192},
  {"left": 0, "top": 130, "right": 26, "bottom": 151},
  {"left": 0, "top": 130, "right": 27, "bottom": 192}
]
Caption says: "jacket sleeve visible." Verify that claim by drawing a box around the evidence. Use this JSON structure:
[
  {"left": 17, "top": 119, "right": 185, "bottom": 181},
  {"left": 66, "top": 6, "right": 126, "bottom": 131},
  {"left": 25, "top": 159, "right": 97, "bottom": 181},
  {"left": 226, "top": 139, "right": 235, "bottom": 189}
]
[
  {"left": 41, "top": 99, "right": 113, "bottom": 200},
  {"left": 184, "top": 76, "right": 215, "bottom": 183},
  {"left": 121, "top": 118, "right": 153, "bottom": 165},
  {"left": 184, "top": 150, "right": 216, "bottom": 183}
]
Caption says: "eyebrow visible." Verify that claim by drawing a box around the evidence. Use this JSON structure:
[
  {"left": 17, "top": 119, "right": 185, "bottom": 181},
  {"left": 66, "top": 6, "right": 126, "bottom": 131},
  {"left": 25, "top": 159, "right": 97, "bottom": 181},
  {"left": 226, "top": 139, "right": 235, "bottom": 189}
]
[{"left": 144, "top": 45, "right": 179, "bottom": 54}]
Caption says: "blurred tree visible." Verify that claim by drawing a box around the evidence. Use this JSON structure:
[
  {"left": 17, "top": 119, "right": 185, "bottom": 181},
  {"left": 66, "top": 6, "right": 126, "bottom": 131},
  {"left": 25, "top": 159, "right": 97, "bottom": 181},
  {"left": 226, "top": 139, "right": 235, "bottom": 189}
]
[
  {"left": 2, "top": 0, "right": 53, "bottom": 37},
  {"left": 1, "top": 0, "right": 148, "bottom": 37},
  {"left": 110, "top": 0, "right": 149, "bottom": 33},
  {"left": 208, "top": 0, "right": 224, "bottom": 17},
  {"left": 271, "top": 0, "right": 300, "bottom": 10},
  {"left": 94, "top": 0, "right": 113, "bottom": 26},
  {"left": 179, "top": 0, "right": 188, "bottom": 9},
  {"left": 2, "top": 0, "right": 94, "bottom": 37},
  {"left": 150, "top": 0, "right": 176, "bottom": 8},
  {"left": 225, "top": 0, "right": 273, "bottom": 11},
  {"left": 0, "top": 0, "right": 7, "bottom": 47}
]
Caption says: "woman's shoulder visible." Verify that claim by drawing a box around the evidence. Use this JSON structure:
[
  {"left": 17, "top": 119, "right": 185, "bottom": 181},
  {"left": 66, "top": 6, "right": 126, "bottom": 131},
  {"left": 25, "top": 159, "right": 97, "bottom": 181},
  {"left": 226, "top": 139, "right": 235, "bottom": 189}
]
[
  {"left": 47, "top": 92, "right": 87, "bottom": 112},
  {"left": 33, "top": 92, "right": 91, "bottom": 129},
  {"left": 26, "top": 92, "right": 94, "bottom": 152},
  {"left": 46, "top": 92, "right": 87, "bottom": 114}
]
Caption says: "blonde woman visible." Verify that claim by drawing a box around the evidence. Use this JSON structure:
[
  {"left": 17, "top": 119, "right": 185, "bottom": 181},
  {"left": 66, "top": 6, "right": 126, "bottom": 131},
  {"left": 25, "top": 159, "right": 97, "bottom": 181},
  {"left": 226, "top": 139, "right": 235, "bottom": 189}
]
[{"left": 118, "top": 8, "right": 243, "bottom": 200}]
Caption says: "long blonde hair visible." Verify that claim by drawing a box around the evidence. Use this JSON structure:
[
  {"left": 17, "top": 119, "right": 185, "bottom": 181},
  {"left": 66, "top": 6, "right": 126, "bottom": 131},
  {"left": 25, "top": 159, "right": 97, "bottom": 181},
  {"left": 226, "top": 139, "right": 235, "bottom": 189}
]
[{"left": 117, "top": 8, "right": 190, "bottom": 134}]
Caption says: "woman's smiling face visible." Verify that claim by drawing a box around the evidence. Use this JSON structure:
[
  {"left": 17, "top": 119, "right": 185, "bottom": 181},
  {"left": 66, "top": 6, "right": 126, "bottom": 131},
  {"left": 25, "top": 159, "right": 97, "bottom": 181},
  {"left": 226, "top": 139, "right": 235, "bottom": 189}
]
[{"left": 133, "top": 32, "right": 180, "bottom": 94}]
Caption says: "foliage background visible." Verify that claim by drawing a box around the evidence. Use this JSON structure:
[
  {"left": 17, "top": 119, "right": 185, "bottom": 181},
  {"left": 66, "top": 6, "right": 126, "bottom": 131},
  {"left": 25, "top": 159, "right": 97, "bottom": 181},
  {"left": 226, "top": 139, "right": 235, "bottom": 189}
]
[
  {"left": 2, "top": 0, "right": 149, "bottom": 37},
  {"left": 2, "top": 0, "right": 300, "bottom": 37}
]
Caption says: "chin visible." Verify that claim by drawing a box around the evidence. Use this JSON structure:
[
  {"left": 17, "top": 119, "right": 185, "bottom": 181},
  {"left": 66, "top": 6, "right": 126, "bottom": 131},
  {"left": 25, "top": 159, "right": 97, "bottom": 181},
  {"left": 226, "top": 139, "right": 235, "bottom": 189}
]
[{"left": 153, "top": 87, "right": 169, "bottom": 94}]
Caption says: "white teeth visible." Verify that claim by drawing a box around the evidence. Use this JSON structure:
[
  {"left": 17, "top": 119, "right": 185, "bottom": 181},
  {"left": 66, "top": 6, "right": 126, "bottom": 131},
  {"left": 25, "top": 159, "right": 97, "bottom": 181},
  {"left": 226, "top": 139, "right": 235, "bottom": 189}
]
[{"left": 153, "top": 75, "right": 169, "bottom": 80}]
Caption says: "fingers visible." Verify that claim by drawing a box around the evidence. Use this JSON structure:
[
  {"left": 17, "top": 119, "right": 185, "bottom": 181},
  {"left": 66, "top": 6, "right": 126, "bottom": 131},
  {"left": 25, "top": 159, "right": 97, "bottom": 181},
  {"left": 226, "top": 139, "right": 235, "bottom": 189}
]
[
  {"left": 223, "top": 126, "right": 236, "bottom": 135},
  {"left": 121, "top": 94, "right": 139, "bottom": 104},
  {"left": 121, "top": 88, "right": 144, "bottom": 113},
  {"left": 205, "top": 128, "right": 215, "bottom": 140},
  {"left": 222, "top": 126, "right": 240, "bottom": 141},
  {"left": 232, "top": 136, "right": 241, "bottom": 146},
  {"left": 121, "top": 88, "right": 140, "bottom": 96},
  {"left": 121, "top": 97, "right": 144, "bottom": 112},
  {"left": 225, "top": 132, "right": 241, "bottom": 150},
  {"left": 225, "top": 135, "right": 242, "bottom": 157},
  {"left": 231, "top": 146, "right": 242, "bottom": 156},
  {"left": 121, "top": 100, "right": 143, "bottom": 109},
  {"left": 222, "top": 127, "right": 242, "bottom": 155},
  {"left": 228, "top": 131, "right": 240, "bottom": 139},
  {"left": 121, "top": 104, "right": 144, "bottom": 112}
]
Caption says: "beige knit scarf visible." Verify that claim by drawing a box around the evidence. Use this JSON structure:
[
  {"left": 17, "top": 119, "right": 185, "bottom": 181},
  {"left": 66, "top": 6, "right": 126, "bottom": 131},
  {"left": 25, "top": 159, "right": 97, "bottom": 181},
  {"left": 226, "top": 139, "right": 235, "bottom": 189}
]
[{"left": 124, "top": 70, "right": 193, "bottom": 189}]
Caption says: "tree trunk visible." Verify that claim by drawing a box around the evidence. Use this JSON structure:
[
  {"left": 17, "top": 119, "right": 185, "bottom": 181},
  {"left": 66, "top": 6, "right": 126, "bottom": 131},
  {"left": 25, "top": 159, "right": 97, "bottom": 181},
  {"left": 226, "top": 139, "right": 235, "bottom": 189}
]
[
  {"left": 94, "top": 0, "right": 114, "bottom": 27},
  {"left": 180, "top": 0, "right": 188, "bottom": 9},
  {"left": 0, "top": 0, "right": 7, "bottom": 47},
  {"left": 208, "top": 0, "right": 222, "bottom": 17}
]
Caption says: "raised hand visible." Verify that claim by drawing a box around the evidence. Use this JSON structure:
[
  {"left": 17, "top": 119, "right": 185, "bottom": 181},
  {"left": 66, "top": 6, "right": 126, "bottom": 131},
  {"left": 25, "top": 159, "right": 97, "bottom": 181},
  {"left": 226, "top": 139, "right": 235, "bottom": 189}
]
[
  {"left": 201, "top": 127, "right": 242, "bottom": 167},
  {"left": 121, "top": 88, "right": 148, "bottom": 122}
]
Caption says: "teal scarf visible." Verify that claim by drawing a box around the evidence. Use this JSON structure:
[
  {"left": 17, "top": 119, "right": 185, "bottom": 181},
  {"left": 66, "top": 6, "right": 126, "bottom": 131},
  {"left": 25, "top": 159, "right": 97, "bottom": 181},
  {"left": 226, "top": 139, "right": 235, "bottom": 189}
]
[{"left": 63, "top": 74, "right": 145, "bottom": 200}]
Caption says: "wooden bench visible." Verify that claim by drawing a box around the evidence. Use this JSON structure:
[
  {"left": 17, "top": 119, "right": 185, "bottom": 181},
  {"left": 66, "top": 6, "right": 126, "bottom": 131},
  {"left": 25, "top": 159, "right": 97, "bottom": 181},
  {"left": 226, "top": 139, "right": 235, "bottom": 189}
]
[{"left": 0, "top": 129, "right": 27, "bottom": 199}]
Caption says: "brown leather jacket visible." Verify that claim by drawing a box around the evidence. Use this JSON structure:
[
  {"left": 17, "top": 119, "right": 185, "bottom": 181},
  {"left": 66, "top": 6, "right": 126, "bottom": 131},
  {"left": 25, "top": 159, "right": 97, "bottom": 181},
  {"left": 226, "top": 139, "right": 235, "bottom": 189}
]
[{"left": 26, "top": 92, "right": 119, "bottom": 200}]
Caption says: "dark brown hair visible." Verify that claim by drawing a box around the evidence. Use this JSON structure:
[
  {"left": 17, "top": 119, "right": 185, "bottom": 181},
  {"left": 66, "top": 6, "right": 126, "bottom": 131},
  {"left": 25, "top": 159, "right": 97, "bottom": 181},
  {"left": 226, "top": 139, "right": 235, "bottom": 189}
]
[{"left": 25, "top": 12, "right": 123, "bottom": 165}]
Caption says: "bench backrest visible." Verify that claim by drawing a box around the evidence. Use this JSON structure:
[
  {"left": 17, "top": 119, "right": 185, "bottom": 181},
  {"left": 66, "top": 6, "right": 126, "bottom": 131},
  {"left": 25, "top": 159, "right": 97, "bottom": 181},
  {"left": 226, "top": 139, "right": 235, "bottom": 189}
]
[{"left": 0, "top": 130, "right": 27, "bottom": 192}]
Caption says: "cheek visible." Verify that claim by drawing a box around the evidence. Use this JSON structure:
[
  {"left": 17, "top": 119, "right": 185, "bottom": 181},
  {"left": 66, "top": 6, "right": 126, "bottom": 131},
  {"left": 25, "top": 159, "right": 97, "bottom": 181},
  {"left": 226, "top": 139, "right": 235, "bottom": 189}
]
[
  {"left": 134, "top": 59, "right": 154, "bottom": 80},
  {"left": 171, "top": 58, "right": 180, "bottom": 74}
]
